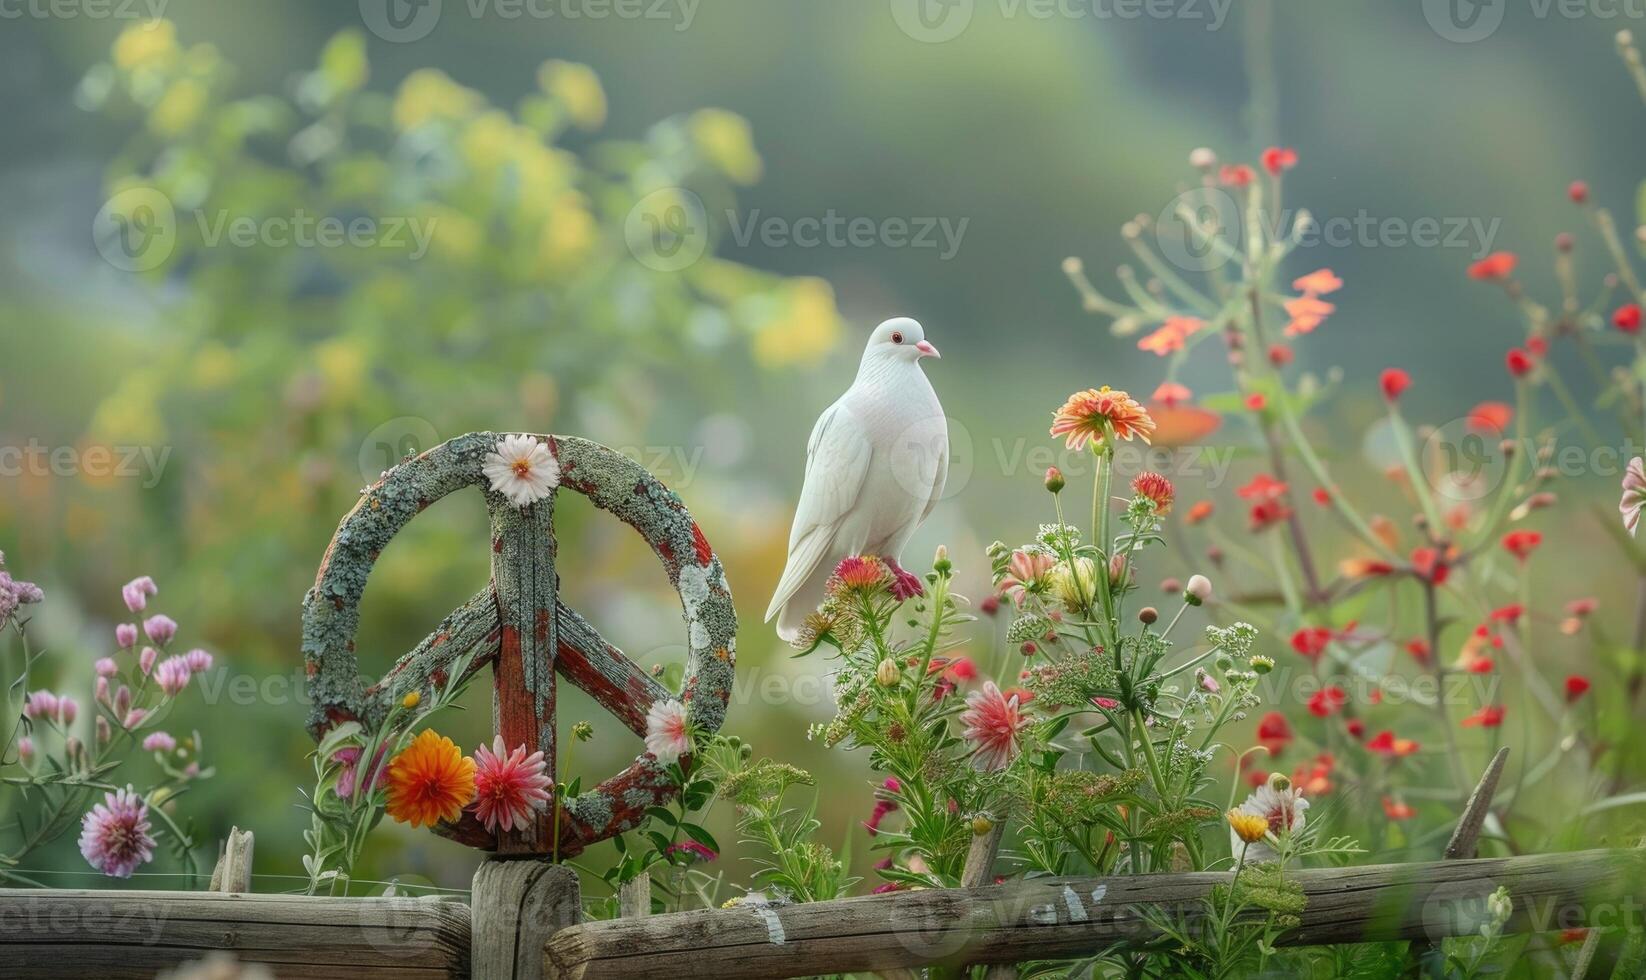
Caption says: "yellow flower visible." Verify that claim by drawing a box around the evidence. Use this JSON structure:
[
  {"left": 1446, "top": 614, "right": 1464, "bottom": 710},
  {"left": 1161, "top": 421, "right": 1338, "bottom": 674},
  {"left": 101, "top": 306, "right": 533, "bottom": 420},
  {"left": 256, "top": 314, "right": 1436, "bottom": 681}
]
[
  {"left": 752, "top": 278, "right": 842, "bottom": 369},
  {"left": 689, "top": 108, "right": 762, "bottom": 184},
  {"left": 538, "top": 60, "right": 607, "bottom": 130},
  {"left": 113, "top": 20, "right": 178, "bottom": 71},
  {"left": 149, "top": 78, "right": 207, "bottom": 136},
  {"left": 385, "top": 730, "right": 476, "bottom": 828},
  {"left": 392, "top": 69, "right": 479, "bottom": 131},
  {"left": 1227, "top": 808, "right": 1269, "bottom": 844},
  {"left": 1048, "top": 558, "right": 1097, "bottom": 614},
  {"left": 401, "top": 691, "right": 422, "bottom": 710}
]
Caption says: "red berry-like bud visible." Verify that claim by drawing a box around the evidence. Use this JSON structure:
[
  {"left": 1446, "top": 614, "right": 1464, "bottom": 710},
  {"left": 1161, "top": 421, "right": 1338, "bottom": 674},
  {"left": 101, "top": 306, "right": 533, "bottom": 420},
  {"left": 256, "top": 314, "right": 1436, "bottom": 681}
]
[{"left": 1568, "top": 180, "right": 1589, "bottom": 204}]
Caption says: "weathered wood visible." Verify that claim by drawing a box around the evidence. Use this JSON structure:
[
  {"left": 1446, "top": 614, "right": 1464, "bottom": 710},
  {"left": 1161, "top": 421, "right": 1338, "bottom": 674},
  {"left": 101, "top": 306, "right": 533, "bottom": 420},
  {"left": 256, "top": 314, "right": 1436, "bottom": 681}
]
[
  {"left": 207, "top": 826, "right": 254, "bottom": 893},
  {"left": 542, "top": 849, "right": 1643, "bottom": 979},
  {"left": 472, "top": 860, "right": 580, "bottom": 980},
  {"left": 960, "top": 821, "right": 1007, "bottom": 890},
  {"left": 1445, "top": 746, "right": 1509, "bottom": 861},
  {"left": 618, "top": 873, "right": 650, "bottom": 919},
  {"left": 0, "top": 889, "right": 470, "bottom": 979}
]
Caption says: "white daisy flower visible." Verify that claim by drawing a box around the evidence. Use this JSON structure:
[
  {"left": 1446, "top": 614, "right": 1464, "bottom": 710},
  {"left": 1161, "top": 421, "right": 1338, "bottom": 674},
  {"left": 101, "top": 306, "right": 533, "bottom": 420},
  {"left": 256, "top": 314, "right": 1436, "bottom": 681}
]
[
  {"left": 644, "top": 699, "right": 693, "bottom": 764},
  {"left": 1229, "top": 776, "right": 1309, "bottom": 863},
  {"left": 482, "top": 434, "right": 560, "bottom": 508}
]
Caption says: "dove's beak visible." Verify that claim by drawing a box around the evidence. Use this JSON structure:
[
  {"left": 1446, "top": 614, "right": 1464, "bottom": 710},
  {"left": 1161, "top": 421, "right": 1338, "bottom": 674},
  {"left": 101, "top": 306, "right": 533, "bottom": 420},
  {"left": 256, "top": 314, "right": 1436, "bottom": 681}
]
[{"left": 915, "top": 340, "right": 940, "bottom": 359}]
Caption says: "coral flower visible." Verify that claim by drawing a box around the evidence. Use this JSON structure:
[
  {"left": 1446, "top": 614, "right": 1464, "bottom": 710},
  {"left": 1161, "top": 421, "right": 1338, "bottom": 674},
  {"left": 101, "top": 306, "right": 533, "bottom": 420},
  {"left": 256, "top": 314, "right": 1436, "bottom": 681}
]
[
  {"left": 1219, "top": 164, "right": 1255, "bottom": 188},
  {"left": 384, "top": 730, "right": 476, "bottom": 828},
  {"left": 1565, "top": 675, "right": 1592, "bottom": 703},
  {"left": 959, "top": 681, "right": 1029, "bottom": 771},
  {"left": 1292, "top": 268, "right": 1342, "bottom": 295},
  {"left": 1410, "top": 547, "right": 1449, "bottom": 584},
  {"left": 1468, "top": 401, "right": 1513, "bottom": 435},
  {"left": 1238, "top": 474, "right": 1288, "bottom": 500},
  {"left": 1151, "top": 381, "right": 1192, "bottom": 408},
  {"left": 645, "top": 699, "right": 693, "bottom": 764},
  {"left": 999, "top": 549, "right": 1056, "bottom": 604},
  {"left": 1365, "top": 730, "right": 1420, "bottom": 757},
  {"left": 1131, "top": 472, "right": 1175, "bottom": 515},
  {"left": 1616, "top": 304, "right": 1642, "bottom": 333},
  {"left": 1461, "top": 705, "right": 1506, "bottom": 728},
  {"left": 1137, "top": 316, "right": 1204, "bottom": 356},
  {"left": 1051, "top": 387, "right": 1156, "bottom": 451},
  {"left": 1468, "top": 252, "right": 1518, "bottom": 281},
  {"left": 1185, "top": 500, "right": 1214, "bottom": 525},
  {"left": 472, "top": 735, "right": 553, "bottom": 834},
  {"left": 1379, "top": 368, "right": 1411, "bottom": 402},
  {"left": 482, "top": 434, "right": 561, "bottom": 508},
  {"left": 832, "top": 555, "right": 890, "bottom": 595},
  {"left": 79, "top": 786, "right": 156, "bottom": 879},
  {"left": 1500, "top": 530, "right": 1542, "bottom": 562},
  {"left": 1283, "top": 295, "right": 1335, "bottom": 336},
  {"left": 1382, "top": 796, "right": 1415, "bottom": 821},
  {"left": 1622, "top": 457, "right": 1646, "bottom": 536}
]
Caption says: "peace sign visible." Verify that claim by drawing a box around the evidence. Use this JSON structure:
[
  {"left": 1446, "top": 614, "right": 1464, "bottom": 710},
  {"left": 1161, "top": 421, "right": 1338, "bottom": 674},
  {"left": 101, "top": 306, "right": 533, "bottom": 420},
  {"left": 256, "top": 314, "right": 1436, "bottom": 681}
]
[{"left": 302, "top": 432, "right": 736, "bottom": 858}]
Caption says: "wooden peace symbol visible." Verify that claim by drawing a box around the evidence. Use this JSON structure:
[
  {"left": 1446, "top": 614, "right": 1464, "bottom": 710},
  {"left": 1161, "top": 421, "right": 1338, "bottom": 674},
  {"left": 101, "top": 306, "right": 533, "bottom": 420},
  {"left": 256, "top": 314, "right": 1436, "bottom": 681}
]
[{"left": 301, "top": 432, "right": 737, "bottom": 858}]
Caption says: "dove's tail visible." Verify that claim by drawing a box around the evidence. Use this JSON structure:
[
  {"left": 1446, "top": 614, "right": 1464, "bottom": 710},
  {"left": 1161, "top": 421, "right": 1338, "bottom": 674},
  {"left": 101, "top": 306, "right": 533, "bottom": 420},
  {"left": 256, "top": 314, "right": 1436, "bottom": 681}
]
[
  {"left": 770, "top": 567, "right": 833, "bottom": 643},
  {"left": 765, "top": 526, "right": 836, "bottom": 638}
]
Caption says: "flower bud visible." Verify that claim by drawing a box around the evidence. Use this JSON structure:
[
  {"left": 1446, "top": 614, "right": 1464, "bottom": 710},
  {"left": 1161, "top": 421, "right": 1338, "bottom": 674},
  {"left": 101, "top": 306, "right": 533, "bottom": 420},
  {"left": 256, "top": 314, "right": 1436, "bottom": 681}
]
[
  {"left": 876, "top": 658, "right": 901, "bottom": 688},
  {"left": 16, "top": 736, "right": 34, "bottom": 764},
  {"left": 1249, "top": 654, "right": 1275, "bottom": 674},
  {"left": 1267, "top": 772, "right": 1291, "bottom": 792},
  {"left": 971, "top": 815, "right": 995, "bottom": 835},
  {"left": 401, "top": 691, "right": 421, "bottom": 710},
  {"left": 1189, "top": 147, "right": 1217, "bottom": 170},
  {"left": 933, "top": 544, "right": 951, "bottom": 575},
  {"left": 1184, "top": 574, "right": 1212, "bottom": 606},
  {"left": 1138, "top": 606, "right": 1158, "bottom": 625},
  {"left": 572, "top": 721, "right": 595, "bottom": 742},
  {"left": 1020, "top": 641, "right": 1038, "bottom": 657},
  {"left": 1044, "top": 466, "right": 1065, "bottom": 493},
  {"left": 1159, "top": 577, "right": 1182, "bottom": 594}
]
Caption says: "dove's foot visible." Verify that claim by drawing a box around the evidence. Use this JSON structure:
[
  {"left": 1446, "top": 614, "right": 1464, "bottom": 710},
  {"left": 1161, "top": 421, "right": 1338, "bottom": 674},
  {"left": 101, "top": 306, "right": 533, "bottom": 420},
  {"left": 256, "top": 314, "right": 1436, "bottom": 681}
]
[{"left": 885, "top": 558, "right": 926, "bottom": 601}]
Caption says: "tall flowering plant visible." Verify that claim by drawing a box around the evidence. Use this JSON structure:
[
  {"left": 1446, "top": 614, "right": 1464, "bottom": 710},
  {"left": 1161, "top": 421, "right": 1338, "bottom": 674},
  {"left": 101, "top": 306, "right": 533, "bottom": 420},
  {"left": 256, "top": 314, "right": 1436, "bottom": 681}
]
[{"left": 1, "top": 553, "right": 215, "bottom": 883}]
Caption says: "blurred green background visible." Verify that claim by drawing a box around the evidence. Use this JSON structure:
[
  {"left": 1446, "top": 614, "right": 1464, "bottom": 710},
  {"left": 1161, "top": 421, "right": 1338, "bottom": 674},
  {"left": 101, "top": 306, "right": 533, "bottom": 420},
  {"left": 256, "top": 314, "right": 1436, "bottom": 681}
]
[{"left": 3, "top": 0, "right": 1643, "bottom": 897}]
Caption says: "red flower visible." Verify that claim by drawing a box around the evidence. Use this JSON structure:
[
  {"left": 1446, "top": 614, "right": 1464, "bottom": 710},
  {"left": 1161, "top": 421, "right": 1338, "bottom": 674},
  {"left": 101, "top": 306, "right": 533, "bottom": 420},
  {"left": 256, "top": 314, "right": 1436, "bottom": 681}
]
[
  {"left": 1565, "top": 675, "right": 1591, "bottom": 702},
  {"left": 1568, "top": 180, "right": 1589, "bottom": 204},
  {"left": 1468, "top": 401, "right": 1513, "bottom": 434},
  {"left": 1244, "top": 392, "right": 1268, "bottom": 412},
  {"left": 1268, "top": 344, "right": 1295, "bottom": 367},
  {"left": 1468, "top": 252, "right": 1519, "bottom": 281},
  {"left": 1261, "top": 146, "right": 1298, "bottom": 175},
  {"left": 1307, "top": 685, "right": 1347, "bottom": 717},
  {"left": 1345, "top": 718, "right": 1365, "bottom": 739},
  {"left": 1379, "top": 368, "right": 1411, "bottom": 402},
  {"left": 1311, "top": 487, "right": 1330, "bottom": 506},
  {"left": 1256, "top": 711, "right": 1293, "bottom": 754},
  {"left": 1404, "top": 638, "right": 1431, "bottom": 662},
  {"left": 1382, "top": 796, "right": 1416, "bottom": 820},
  {"left": 1151, "top": 381, "right": 1192, "bottom": 408},
  {"left": 1239, "top": 474, "right": 1288, "bottom": 500},
  {"left": 1248, "top": 498, "right": 1292, "bottom": 532},
  {"left": 1461, "top": 704, "right": 1506, "bottom": 728},
  {"left": 1290, "top": 627, "right": 1333, "bottom": 660},
  {"left": 1500, "top": 529, "right": 1542, "bottom": 562},
  {"left": 1487, "top": 604, "right": 1524, "bottom": 625},
  {"left": 1131, "top": 472, "right": 1176, "bottom": 515},
  {"left": 1365, "top": 730, "right": 1420, "bottom": 757},
  {"left": 1505, "top": 348, "right": 1534, "bottom": 378},
  {"left": 1185, "top": 500, "right": 1214, "bottom": 525},
  {"left": 1615, "top": 304, "right": 1642, "bottom": 333},
  {"left": 1219, "top": 164, "right": 1255, "bottom": 188},
  {"left": 1410, "top": 547, "right": 1449, "bottom": 585}
]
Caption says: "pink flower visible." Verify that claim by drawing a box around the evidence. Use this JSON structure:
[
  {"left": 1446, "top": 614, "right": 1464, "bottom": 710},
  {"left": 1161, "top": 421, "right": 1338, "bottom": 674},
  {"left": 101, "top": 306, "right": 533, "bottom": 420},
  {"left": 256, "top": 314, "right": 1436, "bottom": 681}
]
[
  {"left": 122, "top": 708, "right": 147, "bottom": 729},
  {"left": 95, "top": 657, "right": 118, "bottom": 677},
  {"left": 1622, "top": 457, "right": 1646, "bottom": 537},
  {"left": 79, "top": 786, "right": 156, "bottom": 878},
  {"left": 56, "top": 697, "right": 79, "bottom": 726},
  {"left": 665, "top": 841, "right": 718, "bottom": 863},
  {"left": 999, "top": 550, "right": 1056, "bottom": 604},
  {"left": 17, "top": 736, "right": 35, "bottom": 763},
  {"left": 122, "top": 576, "right": 157, "bottom": 613},
  {"left": 155, "top": 657, "right": 191, "bottom": 696},
  {"left": 143, "top": 615, "right": 177, "bottom": 647},
  {"left": 644, "top": 699, "right": 692, "bottom": 764},
  {"left": 139, "top": 646, "right": 158, "bottom": 675},
  {"left": 23, "top": 690, "right": 59, "bottom": 720},
  {"left": 184, "top": 649, "right": 213, "bottom": 673},
  {"left": 142, "top": 732, "right": 176, "bottom": 753},
  {"left": 115, "top": 623, "right": 138, "bottom": 649},
  {"left": 473, "top": 735, "right": 552, "bottom": 834},
  {"left": 95, "top": 676, "right": 110, "bottom": 705},
  {"left": 335, "top": 743, "right": 389, "bottom": 800},
  {"left": 959, "top": 681, "right": 1030, "bottom": 771}
]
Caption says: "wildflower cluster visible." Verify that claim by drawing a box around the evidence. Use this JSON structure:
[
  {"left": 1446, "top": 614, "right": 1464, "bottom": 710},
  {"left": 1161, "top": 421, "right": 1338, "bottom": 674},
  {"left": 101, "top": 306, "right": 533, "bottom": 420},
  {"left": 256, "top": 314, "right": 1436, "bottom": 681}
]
[{"left": 2, "top": 558, "right": 215, "bottom": 882}]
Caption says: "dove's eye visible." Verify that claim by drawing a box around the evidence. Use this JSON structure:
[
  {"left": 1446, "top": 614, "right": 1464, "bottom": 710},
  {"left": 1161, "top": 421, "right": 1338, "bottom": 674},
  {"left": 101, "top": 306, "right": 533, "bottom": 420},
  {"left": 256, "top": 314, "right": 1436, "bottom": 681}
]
[{"left": 891, "top": 331, "right": 904, "bottom": 344}]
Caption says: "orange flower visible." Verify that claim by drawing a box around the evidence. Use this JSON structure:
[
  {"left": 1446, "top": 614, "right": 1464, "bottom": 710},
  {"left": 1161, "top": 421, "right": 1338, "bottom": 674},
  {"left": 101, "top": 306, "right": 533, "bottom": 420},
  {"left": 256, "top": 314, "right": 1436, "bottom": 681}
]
[
  {"left": 1050, "top": 387, "right": 1156, "bottom": 450},
  {"left": 1468, "top": 252, "right": 1518, "bottom": 281},
  {"left": 1137, "top": 316, "right": 1205, "bottom": 356},
  {"left": 384, "top": 729, "right": 476, "bottom": 828},
  {"left": 1467, "top": 401, "right": 1512, "bottom": 435},
  {"left": 1283, "top": 295, "right": 1336, "bottom": 336},
  {"left": 1291, "top": 268, "right": 1342, "bottom": 295}
]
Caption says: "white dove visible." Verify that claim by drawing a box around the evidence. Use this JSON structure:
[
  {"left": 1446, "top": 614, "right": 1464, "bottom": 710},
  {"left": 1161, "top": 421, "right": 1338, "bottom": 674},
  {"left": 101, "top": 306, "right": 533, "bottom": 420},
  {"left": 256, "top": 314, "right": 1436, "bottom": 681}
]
[{"left": 766, "top": 317, "right": 949, "bottom": 642}]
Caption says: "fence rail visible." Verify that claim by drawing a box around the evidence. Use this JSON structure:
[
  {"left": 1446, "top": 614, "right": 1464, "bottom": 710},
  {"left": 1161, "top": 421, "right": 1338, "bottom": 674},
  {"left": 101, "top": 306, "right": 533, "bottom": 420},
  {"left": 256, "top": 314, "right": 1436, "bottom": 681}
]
[{"left": 542, "top": 849, "right": 1643, "bottom": 979}]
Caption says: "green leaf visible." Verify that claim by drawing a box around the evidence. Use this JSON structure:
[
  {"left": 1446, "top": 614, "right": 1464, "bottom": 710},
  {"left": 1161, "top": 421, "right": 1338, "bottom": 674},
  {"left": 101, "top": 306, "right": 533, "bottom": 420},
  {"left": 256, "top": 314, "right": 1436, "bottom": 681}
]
[
  {"left": 680, "top": 822, "right": 720, "bottom": 853},
  {"left": 645, "top": 806, "right": 678, "bottom": 826}
]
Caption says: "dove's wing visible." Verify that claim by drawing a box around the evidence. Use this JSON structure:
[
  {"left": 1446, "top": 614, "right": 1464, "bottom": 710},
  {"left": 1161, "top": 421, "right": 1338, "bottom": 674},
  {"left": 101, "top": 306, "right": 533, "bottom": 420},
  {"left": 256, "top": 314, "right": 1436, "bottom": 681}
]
[
  {"left": 764, "top": 401, "right": 874, "bottom": 622},
  {"left": 920, "top": 432, "right": 948, "bottom": 525}
]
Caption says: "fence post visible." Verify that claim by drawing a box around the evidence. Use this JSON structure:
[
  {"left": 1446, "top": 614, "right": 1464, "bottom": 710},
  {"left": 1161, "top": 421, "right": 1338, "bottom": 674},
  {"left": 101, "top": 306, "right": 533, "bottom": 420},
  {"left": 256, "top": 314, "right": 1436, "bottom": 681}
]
[
  {"left": 619, "top": 873, "right": 650, "bottom": 918},
  {"left": 207, "top": 826, "right": 254, "bottom": 893},
  {"left": 473, "top": 858, "right": 581, "bottom": 980},
  {"left": 1413, "top": 747, "right": 1509, "bottom": 976}
]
